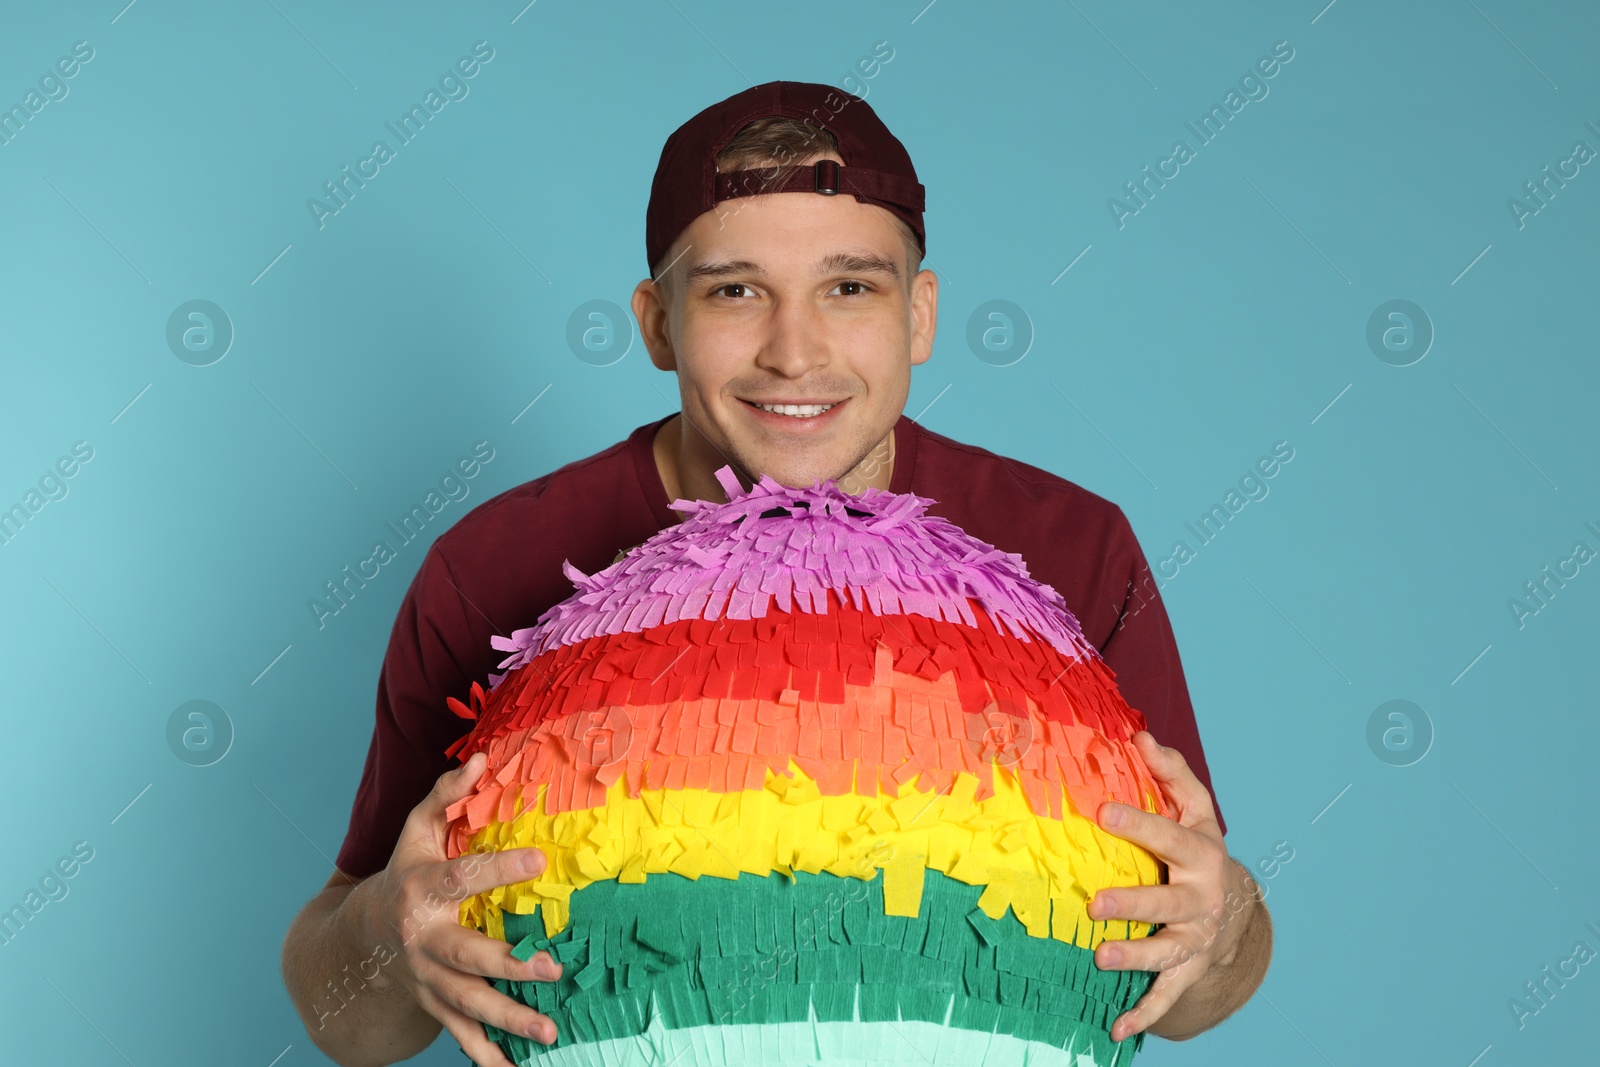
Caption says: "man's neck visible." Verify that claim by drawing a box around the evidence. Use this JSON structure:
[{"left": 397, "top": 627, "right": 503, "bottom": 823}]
[{"left": 652, "top": 412, "right": 896, "bottom": 517}]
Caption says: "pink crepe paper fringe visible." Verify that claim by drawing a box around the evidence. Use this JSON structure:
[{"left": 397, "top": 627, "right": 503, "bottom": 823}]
[{"left": 488, "top": 465, "right": 1099, "bottom": 690}]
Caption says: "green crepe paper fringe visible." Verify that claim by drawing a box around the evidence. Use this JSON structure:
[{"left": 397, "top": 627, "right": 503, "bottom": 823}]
[{"left": 480, "top": 869, "right": 1153, "bottom": 1067}]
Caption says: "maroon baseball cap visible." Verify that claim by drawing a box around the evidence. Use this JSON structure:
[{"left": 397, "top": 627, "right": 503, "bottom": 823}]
[{"left": 645, "top": 80, "right": 926, "bottom": 275}]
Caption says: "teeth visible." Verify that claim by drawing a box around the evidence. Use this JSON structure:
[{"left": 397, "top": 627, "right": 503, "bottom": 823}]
[{"left": 755, "top": 402, "right": 835, "bottom": 417}]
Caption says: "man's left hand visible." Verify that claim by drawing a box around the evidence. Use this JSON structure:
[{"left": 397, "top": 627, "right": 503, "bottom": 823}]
[{"left": 1088, "top": 730, "right": 1262, "bottom": 1042}]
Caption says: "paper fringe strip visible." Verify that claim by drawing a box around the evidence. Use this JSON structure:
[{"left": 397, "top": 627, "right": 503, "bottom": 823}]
[
  {"left": 447, "top": 592, "right": 1166, "bottom": 829},
  {"left": 487, "top": 467, "right": 1100, "bottom": 685},
  {"left": 481, "top": 1018, "right": 1141, "bottom": 1067},
  {"left": 480, "top": 868, "right": 1151, "bottom": 1067},
  {"left": 454, "top": 760, "right": 1161, "bottom": 947}
]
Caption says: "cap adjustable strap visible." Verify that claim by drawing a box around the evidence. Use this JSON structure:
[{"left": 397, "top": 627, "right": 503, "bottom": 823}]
[{"left": 713, "top": 159, "right": 926, "bottom": 211}]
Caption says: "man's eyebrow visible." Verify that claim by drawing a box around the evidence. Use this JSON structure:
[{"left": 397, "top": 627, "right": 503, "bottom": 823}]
[
  {"left": 817, "top": 251, "right": 901, "bottom": 280},
  {"left": 682, "top": 251, "right": 902, "bottom": 285},
  {"left": 683, "top": 259, "right": 763, "bottom": 283}
]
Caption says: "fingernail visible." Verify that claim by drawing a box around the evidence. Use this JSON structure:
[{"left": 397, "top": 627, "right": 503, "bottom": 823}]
[
  {"left": 1102, "top": 805, "right": 1123, "bottom": 828},
  {"left": 519, "top": 850, "right": 543, "bottom": 875}
]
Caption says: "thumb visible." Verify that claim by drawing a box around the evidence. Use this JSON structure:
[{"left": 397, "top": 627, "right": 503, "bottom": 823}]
[
  {"left": 1137, "top": 731, "right": 1191, "bottom": 783},
  {"left": 1132, "top": 730, "right": 1209, "bottom": 823},
  {"left": 425, "top": 750, "right": 486, "bottom": 816}
]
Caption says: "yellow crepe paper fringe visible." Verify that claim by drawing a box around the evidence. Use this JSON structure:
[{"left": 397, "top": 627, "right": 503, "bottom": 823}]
[{"left": 458, "top": 761, "right": 1162, "bottom": 951}]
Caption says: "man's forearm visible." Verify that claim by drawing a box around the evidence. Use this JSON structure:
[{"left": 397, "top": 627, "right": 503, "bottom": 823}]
[
  {"left": 1147, "top": 862, "right": 1275, "bottom": 1040},
  {"left": 281, "top": 877, "right": 441, "bottom": 1067}
]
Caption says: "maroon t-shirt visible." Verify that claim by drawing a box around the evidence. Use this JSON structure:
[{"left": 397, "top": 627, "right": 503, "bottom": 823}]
[{"left": 334, "top": 414, "right": 1226, "bottom": 878}]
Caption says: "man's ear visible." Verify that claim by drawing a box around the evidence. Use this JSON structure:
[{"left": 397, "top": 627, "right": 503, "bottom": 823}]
[
  {"left": 632, "top": 278, "right": 677, "bottom": 371},
  {"left": 908, "top": 267, "right": 938, "bottom": 367}
]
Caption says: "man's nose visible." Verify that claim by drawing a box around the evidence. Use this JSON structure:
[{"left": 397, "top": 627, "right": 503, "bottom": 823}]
[{"left": 754, "top": 295, "right": 829, "bottom": 377}]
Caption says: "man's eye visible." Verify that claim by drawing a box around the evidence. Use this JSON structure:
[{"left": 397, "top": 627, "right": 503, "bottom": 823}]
[
  {"left": 714, "top": 283, "right": 752, "bottom": 299},
  {"left": 834, "top": 280, "right": 871, "bottom": 296}
]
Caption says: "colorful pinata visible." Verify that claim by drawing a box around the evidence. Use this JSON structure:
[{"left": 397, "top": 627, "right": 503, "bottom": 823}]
[{"left": 442, "top": 465, "right": 1171, "bottom": 1066}]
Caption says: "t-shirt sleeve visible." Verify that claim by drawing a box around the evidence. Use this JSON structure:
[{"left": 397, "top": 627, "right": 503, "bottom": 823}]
[
  {"left": 1096, "top": 508, "right": 1228, "bottom": 838},
  {"left": 333, "top": 542, "right": 486, "bottom": 879}
]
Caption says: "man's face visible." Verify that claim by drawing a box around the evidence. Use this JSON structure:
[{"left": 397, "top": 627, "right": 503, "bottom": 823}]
[{"left": 633, "top": 154, "right": 937, "bottom": 491}]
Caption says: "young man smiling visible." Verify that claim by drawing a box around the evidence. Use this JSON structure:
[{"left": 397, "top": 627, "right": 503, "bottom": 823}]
[
  {"left": 281, "top": 81, "right": 1270, "bottom": 1067},
  {"left": 635, "top": 112, "right": 934, "bottom": 507}
]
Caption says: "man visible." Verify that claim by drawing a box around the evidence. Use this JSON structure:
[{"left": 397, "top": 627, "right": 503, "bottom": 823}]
[{"left": 281, "top": 81, "right": 1271, "bottom": 1067}]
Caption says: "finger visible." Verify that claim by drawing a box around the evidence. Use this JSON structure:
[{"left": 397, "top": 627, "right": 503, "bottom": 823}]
[
  {"left": 427, "top": 964, "right": 560, "bottom": 1049},
  {"left": 435, "top": 751, "right": 488, "bottom": 810},
  {"left": 423, "top": 922, "right": 565, "bottom": 984},
  {"left": 1088, "top": 883, "right": 1199, "bottom": 926},
  {"left": 442, "top": 845, "right": 549, "bottom": 900},
  {"left": 1097, "top": 800, "right": 1202, "bottom": 866},
  {"left": 417, "top": 984, "right": 522, "bottom": 1067},
  {"left": 1094, "top": 928, "right": 1206, "bottom": 974},
  {"left": 1111, "top": 964, "right": 1201, "bottom": 1043},
  {"left": 400, "top": 753, "right": 488, "bottom": 849},
  {"left": 1132, "top": 732, "right": 1215, "bottom": 823}
]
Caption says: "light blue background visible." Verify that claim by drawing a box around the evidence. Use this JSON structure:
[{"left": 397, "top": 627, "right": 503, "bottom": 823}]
[{"left": 2, "top": 1, "right": 1596, "bottom": 1064}]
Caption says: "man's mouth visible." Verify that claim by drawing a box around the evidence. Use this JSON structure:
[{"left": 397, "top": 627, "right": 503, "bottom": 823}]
[{"left": 740, "top": 398, "right": 845, "bottom": 419}]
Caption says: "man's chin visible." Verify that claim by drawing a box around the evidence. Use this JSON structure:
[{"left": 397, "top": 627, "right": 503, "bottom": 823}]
[
  {"left": 753, "top": 471, "right": 839, "bottom": 491},
  {"left": 744, "top": 457, "right": 854, "bottom": 492},
  {"left": 736, "top": 432, "right": 896, "bottom": 494}
]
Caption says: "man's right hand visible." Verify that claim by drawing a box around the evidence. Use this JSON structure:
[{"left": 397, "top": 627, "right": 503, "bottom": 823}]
[{"left": 352, "top": 750, "right": 563, "bottom": 1066}]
